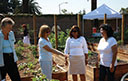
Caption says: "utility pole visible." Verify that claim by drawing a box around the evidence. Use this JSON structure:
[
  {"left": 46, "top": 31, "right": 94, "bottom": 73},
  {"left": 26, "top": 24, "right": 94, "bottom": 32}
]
[
  {"left": 89, "top": 0, "right": 98, "bottom": 29},
  {"left": 91, "top": 0, "right": 97, "bottom": 11}
]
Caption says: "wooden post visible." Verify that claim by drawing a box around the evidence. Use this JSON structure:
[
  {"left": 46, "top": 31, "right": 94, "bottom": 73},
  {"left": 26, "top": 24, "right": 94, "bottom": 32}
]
[
  {"left": 104, "top": 14, "right": 107, "bottom": 24},
  {"left": 77, "top": 14, "right": 81, "bottom": 30},
  {"left": 33, "top": 15, "right": 37, "bottom": 45},
  {"left": 54, "top": 15, "right": 58, "bottom": 49},
  {"left": 121, "top": 14, "right": 124, "bottom": 45}
]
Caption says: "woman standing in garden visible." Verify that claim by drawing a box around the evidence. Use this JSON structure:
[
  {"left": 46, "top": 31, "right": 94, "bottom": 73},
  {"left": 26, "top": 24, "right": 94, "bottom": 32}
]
[
  {"left": 64, "top": 25, "right": 88, "bottom": 81},
  {"left": 0, "top": 17, "right": 21, "bottom": 81},
  {"left": 97, "top": 24, "right": 118, "bottom": 81},
  {"left": 22, "top": 24, "right": 30, "bottom": 45},
  {"left": 38, "top": 25, "right": 68, "bottom": 80}
]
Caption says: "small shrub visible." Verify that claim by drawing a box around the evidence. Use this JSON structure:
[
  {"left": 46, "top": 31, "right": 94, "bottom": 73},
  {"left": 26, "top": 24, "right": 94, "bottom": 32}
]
[
  {"left": 27, "top": 62, "right": 35, "bottom": 69},
  {"left": 17, "top": 40, "right": 24, "bottom": 46},
  {"left": 28, "top": 45, "right": 38, "bottom": 58},
  {"left": 117, "top": 40, "right": 123, "bottom": 46},
  {"left": 15, "top": 46, "right": 24, "bottom": 59},
  {"left": 49, "top": 29, "right": 69, "bottom": 51},
  {"left": 32, "top": 74, "right": 47, "bottom": 81}
]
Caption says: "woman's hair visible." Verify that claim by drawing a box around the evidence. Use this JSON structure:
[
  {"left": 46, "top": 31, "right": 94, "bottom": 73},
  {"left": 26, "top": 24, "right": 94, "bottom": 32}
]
[
  {"left": 69, "top": 25, "right": 82, "bottom": 38},
  {"left": 0, "top": 17, "right": 15, "bottom": 28},
  {"left": 99, "top": 24, "right": 114, "bottom": 38},
  {"left": 38, "top": 25, "right": 51, "bottom": 38},
  {"left": 22, "top": 24, "right": 27, "bottom": 28}
]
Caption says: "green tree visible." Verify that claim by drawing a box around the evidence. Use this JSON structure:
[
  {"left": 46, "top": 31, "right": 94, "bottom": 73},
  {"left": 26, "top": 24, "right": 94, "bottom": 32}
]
[
  {"left": 0, "top": 0, "right": 42, "bottom": 14},
  {"left": 0, "top": 0, "right": 12, "bottom": 14},
  {"left": 0, "top": 0, "right": 21, "bottom": 14},
  {"left": 10, "top": 0, "right": 21, "bottom": 14},
  {"left": 61, "top": 9, "right": 73, "bottom": 14},
  {"left": 22, "top": 0, "right": 42, "bottom": 14},
  {"left": 120, "top": 8, "right": 128, "bottom": 14},
  {"left": 22, "top": 0, "right": 29, "bottom": 13},
  {"left": 61, "top": 9, "right": 68, "bottom": 14}
]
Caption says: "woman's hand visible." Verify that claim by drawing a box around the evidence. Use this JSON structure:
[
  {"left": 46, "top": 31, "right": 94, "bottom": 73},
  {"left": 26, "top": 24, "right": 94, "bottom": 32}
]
[
  {"left": 96, "top": 61, "right": 99, "bottom": 68},
  {"left": 64, "top": 54, "right": 69, "bottom": 58},
  {"left": 110, "top": 64, "right": 114, "bottom": 72},
  {"left": 85, "top": 59, "right": 88, "bottom": 65},
  {"left": 65, "top": 57, "right": 68, "bottom": 66},
  {"left": 52, "top": 60, "right": 56, "bottom": 66}
]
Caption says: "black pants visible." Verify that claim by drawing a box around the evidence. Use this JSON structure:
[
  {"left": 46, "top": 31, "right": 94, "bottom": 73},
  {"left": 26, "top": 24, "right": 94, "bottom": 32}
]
[
  {"left": 0, "top": 53, "right": 21, "bottom": 81},
  {"left": 99, "top": 65, "right": 116, "bottom": 81}
]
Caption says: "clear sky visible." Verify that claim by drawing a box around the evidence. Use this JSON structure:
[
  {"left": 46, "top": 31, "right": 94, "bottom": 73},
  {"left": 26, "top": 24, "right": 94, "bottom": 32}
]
[{"left": 36, "top": 0, "right": 128, "bottom": 14}]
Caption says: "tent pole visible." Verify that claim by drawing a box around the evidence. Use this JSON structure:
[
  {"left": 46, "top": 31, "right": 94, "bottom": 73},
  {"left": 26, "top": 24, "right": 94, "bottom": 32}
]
[
  {"left": 82, "top": 18, "right": 84, "bottom": 36},
  {"left": 104, "top": 14, "right": 107, "bottom": 24},
  {"left": 116, "top": 18, "right": 118, "bottom": 32}
]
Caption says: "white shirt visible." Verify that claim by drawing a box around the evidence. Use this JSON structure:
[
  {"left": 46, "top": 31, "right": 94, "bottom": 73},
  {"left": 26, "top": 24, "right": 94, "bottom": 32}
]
[
  {"left": 98, "top": 37, "right": 117, "bottom": 67},
  {"left": 64, "top": 36, "right": 88, "bottom": 56},
  {"left": 38, "top": 37, "right": 52, "bottom": 61}
]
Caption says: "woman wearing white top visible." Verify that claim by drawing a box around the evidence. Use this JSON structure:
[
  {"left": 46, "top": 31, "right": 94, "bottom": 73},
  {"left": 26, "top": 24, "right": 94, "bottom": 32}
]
[
  {"left": 64, "top": 25, "right": 88, "bottom": 81},
  {"left": 97, "top": 24, "right": 117, "bottom": 81},
  {"left": 38, "top": 25, "right": 67, "bottom": 80}
]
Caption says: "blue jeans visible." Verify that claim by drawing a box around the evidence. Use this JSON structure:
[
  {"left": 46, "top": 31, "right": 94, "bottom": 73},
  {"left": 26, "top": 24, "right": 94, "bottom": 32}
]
[
  {"left": 39, "top": 61, "right": 52, "bottom": 80},
  {"left": 99, "top": 65, "right": 116, "bottom": 81}
]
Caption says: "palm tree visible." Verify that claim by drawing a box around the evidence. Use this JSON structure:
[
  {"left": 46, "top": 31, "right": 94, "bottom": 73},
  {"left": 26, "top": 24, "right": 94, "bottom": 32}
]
[
  {"left": 22, "top": 0, "right": 29, "bottom": 13},
  {"left": 120, "top": 8, "right": 128, "bottom": 14},
  {"left": 0, "top": 0, "right": 11, "bottom": 14},
  {"left": 28, "top": 0, "right": 42, "bottom": 14},
  {"left": 0, "top": 0, "right": 21, "bottom": 14},
  {"left": 10, "top": 0, "right": 21, "bottom": 14},
  {"left": 22, "top": 0, "right": 42, "bottom": 14}
]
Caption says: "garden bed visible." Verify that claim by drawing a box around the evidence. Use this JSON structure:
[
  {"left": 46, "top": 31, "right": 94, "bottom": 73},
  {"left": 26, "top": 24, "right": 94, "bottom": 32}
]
[
  {"left": 87, "top": 50, "right": 128, "bottom": 81},
  {"left": 6, "top": 40, "right": 128, "bottom": 81},
  {"left": 86, "top": 63, "right": 128, "bottom": 81},
  {"left": 6, "top": 42, "right": 68, "bottom": 81}
]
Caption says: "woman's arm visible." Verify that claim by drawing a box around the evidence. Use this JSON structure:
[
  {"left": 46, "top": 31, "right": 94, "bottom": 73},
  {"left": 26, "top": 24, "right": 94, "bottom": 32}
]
[
  {"left": 96, "top": 53, "right": 100, "bottom": 68},
  {"left": 64, "top": 37, "right": 70, "bottom": 54},
  {"left": 110, "top": 44, "right": 117, "bottom": 72},
  {"left": 85, "top": 54, "right": 88, "bottom": 65},
  {"left": 43, "top": 45, "right": 66, "bottom": 57}
]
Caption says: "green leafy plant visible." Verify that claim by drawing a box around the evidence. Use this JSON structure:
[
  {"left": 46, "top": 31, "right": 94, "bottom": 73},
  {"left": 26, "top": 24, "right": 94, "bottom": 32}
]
[
  {"left": 15, "top": 40, "right": 24, "bottom": 59},
  {"left": 88, "top": 50, "right": 93, "bottom": 57},
  {"left": 49, "top": 29, "right": 70, "bottom": 51},
  {"left": 117, "top": 40, "right": 123, "bottom": 46},
  {"left": 27, "top": 62, "right": 35, "bottom": 69},
  {"left": 32, "top": 74, "right": 47, "bottom": 81},
  {"left": 18, "top": 63, "right": 27, "bottom": 70},
  {"left": 17, "top": 40, "right": 24, "bottom": 46},
  {"left": 28, "top": 45, "right": 38, "bottom": 58},
  {"left": 114, "top": 26, "right": 128, "bottom": 44}
]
